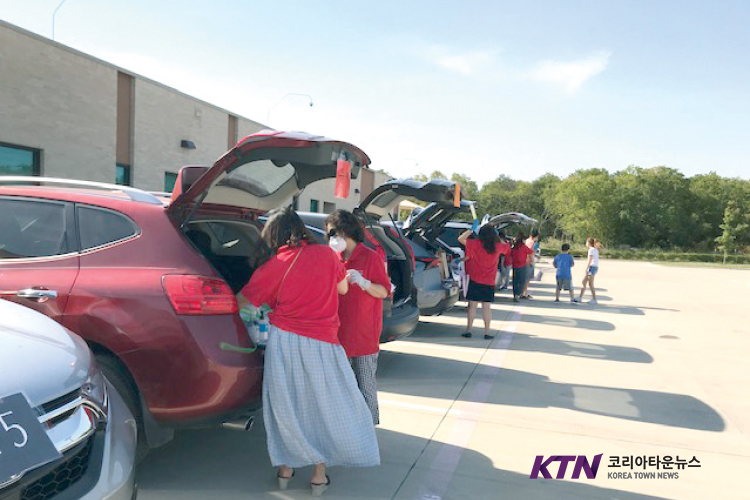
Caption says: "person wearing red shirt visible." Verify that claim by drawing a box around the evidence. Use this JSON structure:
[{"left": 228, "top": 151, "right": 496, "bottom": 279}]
[
  {"left": 325, "top": 210, "right": 390, "bottom": 425},
  {"left": 511, "top": 234, "right": 534, "bottom": 302},
  {"left": 458, "top": 224, "right": 506, "bottom": 339},
  {"left": 237, "top": 207, "right": 380, "bottom": 494}
]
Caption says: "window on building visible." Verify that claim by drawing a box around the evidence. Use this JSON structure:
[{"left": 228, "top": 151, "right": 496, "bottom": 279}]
[
  {"left": 310, "top": 199, "right": 319, "bottom": 212},
  {"left": 165, "top": 172, "right": 178, "bottom": 193},
  {"left": 323, "top": 202, "right": 336, "bottom": 214},
  {"left": 116, "top": 164, "right": 131, "bottom": 186},
  {"left": 0, "top": 199, "right": 68, "bottom": 258},
  {"left": 0, "top": 143, "right": 41, "bottom": 176},
  {"left": 77, "top": 206, "right": 139, "bottom": 251}
]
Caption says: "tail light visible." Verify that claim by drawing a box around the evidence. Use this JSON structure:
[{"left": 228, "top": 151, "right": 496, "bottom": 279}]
[
  {"left": 416, "top": 257, "right": 439, "bottom": 269},
  {"left": 162, "top": 275, "right": 238, "bottom": 315}
]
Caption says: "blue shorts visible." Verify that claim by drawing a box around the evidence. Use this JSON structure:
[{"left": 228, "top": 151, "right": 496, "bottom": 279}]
[{"left": 587, "top": 266, "right": 599, "bottom": 276}]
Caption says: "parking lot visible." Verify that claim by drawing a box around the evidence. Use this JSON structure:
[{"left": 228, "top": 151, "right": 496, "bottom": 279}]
[{"left": 136, "top": 259, "right": 750, "bottom": 500}]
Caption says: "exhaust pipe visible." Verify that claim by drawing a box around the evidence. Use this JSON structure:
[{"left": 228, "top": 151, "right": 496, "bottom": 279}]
[{"left": 222, "top": 416, "right": 255, "bottom": 432}]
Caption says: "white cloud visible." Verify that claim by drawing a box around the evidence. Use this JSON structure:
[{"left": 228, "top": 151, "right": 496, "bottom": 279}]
[{"left": 530, "top": 51, "right": 611, "bottom": 93}]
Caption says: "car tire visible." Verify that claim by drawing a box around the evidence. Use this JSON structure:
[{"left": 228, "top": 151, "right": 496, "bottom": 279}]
[{"left": 95, "top": 353, "right": 150, "bottom": 462}]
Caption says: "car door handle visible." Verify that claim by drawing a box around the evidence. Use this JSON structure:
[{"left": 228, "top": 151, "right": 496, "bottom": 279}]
[{"left": 17, "top": 288, "right": 59, "bottom": 302}]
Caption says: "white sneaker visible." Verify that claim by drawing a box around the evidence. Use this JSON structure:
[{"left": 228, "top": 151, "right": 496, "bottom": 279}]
[
  {"left": 570, "top": 298, "right": 579, "bottom": 304},
  {"left": 588, "top": 299, "right": 598, "bottom": 304}
]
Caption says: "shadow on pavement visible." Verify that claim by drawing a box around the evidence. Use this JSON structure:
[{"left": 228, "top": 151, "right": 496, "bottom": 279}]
[
  {"left": 379, "top": 353, "right": 725, "bottom": 432},
  {"left": 136, "top": 421, "right": 675, "bottom": 500},
  {"left": 440, "top": 304, "right": 617, "bottom": 331},
  {"left": 406, "top": 323, "right": 653, "bottom": 363}
]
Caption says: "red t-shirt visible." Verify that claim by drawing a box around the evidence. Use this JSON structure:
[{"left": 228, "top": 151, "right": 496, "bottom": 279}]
[
  {"left": 511, "top": 244, "right": 534, "bottom": 268},
  {"left": 338, "top": 244, "right": 391, "bottom": 357},
  {"left": 465, "top": 238, "right": 505, "bottom": 286},
  {"left": 241, "top": 242, "right": 346, "bottom": 344}
]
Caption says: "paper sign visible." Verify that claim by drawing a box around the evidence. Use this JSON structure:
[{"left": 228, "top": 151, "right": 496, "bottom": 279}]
[{"left": 335, "top": 159, "right": 351, "bottom": 199}]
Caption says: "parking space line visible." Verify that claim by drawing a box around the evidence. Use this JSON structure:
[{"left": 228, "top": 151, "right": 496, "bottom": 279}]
[{"left": 409, "top": 310, "right": 521, "bottom": 500}]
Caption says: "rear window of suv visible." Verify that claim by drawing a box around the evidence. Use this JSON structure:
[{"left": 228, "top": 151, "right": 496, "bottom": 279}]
[{"left": 77, "top": 206, "right": 139, "bottom": 250}]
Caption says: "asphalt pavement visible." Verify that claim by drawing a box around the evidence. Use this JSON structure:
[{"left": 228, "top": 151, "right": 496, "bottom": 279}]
[{"left": 136, "top": 259, "right": 750, "bottom": 500}]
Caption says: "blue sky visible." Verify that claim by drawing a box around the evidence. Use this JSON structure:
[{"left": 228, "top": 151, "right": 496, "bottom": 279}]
[{"left": 2, "top": 0, "right": 749, "bottom": 185}]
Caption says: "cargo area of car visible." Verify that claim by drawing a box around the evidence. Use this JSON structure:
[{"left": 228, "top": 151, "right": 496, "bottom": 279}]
[
  {"left": 362, "top": 222, "right": 413, "bottom": 305},
  {"left": 182, "top": 218, "right": 262, "bottom": 293}
]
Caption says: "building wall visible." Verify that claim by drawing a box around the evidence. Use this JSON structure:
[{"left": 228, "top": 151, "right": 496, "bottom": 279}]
[
  {"left": 0, "top": 20, "right": 387, "bottom": 208},
  {"left": 134, "top": 80, "right": 233, "bottom": 191},
  {"left": 0, "top": 20, "right": 264, "bottom": 192},
  {"left": 0, "top": 21, "right": 117, "bottom": 182}
]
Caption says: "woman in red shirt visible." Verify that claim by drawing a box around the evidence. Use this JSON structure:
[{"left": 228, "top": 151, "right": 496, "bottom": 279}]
[
  {"left": 325, "top": 210, "right": 390, "bottom": 425},
  {"left": 238, "top": 207, "right": 379, "bottom": 495},
  {"left": 510, "top": 234, "right": 534, "bottom": 302},
  {"left": 458, "top": 224, "right": 506, "bottom": 339}
]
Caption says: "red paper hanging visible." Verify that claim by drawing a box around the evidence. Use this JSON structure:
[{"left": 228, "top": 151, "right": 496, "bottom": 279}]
[{"left": 335, "top": 159, "right": 351, "bottom": 199}]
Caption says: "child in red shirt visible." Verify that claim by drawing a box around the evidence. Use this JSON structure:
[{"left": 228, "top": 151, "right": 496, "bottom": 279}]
[{"left": 510, "top": 234, "right": 534, "bottom": 302}]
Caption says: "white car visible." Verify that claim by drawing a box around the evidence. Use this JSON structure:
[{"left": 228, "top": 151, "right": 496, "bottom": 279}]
[{"left": 0, "top": 299, "right": 137, "bottom": 500}]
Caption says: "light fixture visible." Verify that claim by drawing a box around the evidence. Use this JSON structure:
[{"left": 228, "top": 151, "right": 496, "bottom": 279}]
[
  {"left": 266, "top": 93, "right": 314, "bottom": 127},
  {"left": 181, "top": 140, "right": 196, "bottom": 150}
]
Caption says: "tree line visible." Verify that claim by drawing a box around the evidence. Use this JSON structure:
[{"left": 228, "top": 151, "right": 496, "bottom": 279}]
[{"left": 411, "top": 167, "right": 750, "bottom": 255}]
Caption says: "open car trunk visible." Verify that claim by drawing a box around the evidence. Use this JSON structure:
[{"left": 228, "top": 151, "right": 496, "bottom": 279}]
[
  {"left": 359, "top": 215, "right": 414, "bottom": 308},
  {"left": 182, "top": 217, "right": 262, "bottom": 293},
  {"left": 167, "top": 130, "right": 369, "bottom": 294}
]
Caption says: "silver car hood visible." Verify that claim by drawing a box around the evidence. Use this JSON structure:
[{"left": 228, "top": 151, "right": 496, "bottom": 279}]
[{"left": 0, "top": 300, "right": 90, "bottom": 407}]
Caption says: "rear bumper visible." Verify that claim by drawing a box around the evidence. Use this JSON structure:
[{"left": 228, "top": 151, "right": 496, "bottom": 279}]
[
  {"left": 122, "top": 314, "right": 264, "bottom": 426},
  {"left": 381, "top": 303, "right": 419, "bottom": 343},
  {"left": 420, "top": 283, "right": 459, "bottom": 315}
]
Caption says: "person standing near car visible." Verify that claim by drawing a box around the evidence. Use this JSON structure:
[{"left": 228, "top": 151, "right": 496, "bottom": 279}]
[
  {"left": 325, "top": 210, "right": 390, "bottom": 426},
  {"left": 496, "top": 230, "right": 512, "bottom": 290},
  {"left": 579, "top": 237, "right": 600, "bottom": 304},
  {"left": 522, "top": 228, "right": 540, "bottom": 297},
  {"left": 458, "top": 224, "right": 505, "bottom": 339},
  {"left": 237, "top": 206, "right": 379, "bottom": 496},
  {"left": 511, "top": 234, "right": 534, "bottom": 302}
]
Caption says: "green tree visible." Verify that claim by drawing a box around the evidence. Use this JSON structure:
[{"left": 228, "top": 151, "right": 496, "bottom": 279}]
[
  {"left": 451, "top": 173, "right": 478, "bottom": 201},
  {"left": 715, "top": 202, "right": 749, "bottom": 263},
  {"left": 612, "top": 166, "right": 694, "bottom": 249},
  {"left": 546, "top": 168, "right": 618, "bottom": 244}
]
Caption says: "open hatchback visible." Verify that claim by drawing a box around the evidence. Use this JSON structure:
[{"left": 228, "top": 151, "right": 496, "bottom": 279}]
[{"left": 360, "top": 179, "right": 472, "bottom": 315}]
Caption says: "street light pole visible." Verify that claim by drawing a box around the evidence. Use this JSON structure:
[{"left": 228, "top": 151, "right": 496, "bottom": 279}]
[
  {"left": 266, "top": 93, "right": 314, "bottom": 128},
  {"left": 52, "top": 0, "right": 69, "bottom": 41}
]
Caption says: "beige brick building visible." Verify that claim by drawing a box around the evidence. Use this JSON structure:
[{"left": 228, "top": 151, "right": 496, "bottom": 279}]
[{"left": 0, "top": 20, "right": 389, "bottom": 212}]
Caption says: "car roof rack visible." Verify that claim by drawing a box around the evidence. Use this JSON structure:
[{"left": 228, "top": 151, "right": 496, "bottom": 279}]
[{"left": 0, "top": 176, "right": 163, "bottom": 205}]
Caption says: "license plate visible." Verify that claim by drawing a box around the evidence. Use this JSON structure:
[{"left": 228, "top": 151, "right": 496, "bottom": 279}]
[{"left": 0, "top": 393, "right": 62, "bottom": 487}]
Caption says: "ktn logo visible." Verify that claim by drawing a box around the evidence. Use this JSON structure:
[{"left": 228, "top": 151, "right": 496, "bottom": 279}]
[{"left": 530, "top": 454, "right": 603, "bottom": 479}]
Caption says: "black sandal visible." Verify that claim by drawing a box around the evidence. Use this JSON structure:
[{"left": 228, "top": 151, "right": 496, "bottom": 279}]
[
  {"left": 277, "top": 469, "right": 294, "bottom": 490},
  {"left": 311, "top": 475, "right": 330, "bottom": 497},
  {"left": 461, "top": 332, "right": 472, "bottom": 338}
]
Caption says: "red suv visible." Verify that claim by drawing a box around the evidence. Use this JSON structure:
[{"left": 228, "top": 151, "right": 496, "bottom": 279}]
[{"left": 0, "top": 131, "right": 370, "bottom": 453}]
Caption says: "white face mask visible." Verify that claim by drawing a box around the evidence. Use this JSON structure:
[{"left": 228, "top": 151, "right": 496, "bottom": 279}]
[{"left": 329, "top": 236, "right": 347, "bottom": 253}]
